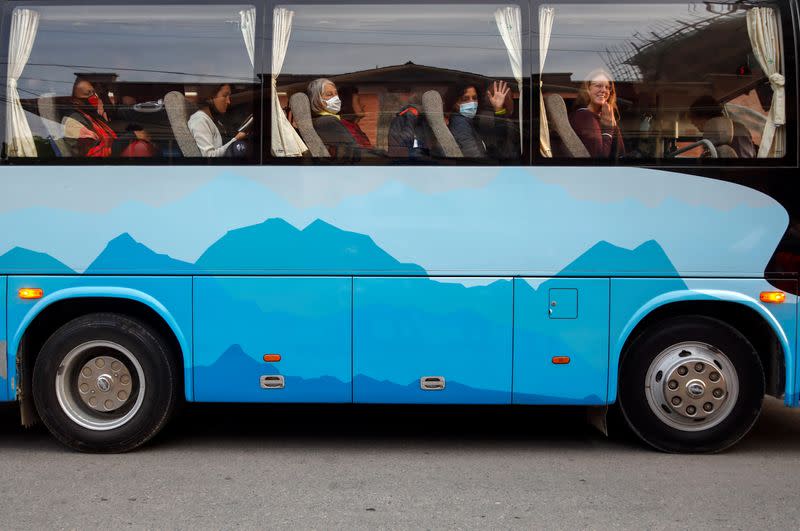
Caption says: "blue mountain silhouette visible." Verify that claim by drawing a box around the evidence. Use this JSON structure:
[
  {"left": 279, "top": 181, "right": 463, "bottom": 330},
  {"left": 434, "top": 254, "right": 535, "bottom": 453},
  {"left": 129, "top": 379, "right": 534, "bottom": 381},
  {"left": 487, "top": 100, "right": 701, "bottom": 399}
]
[
  {"left": 85, "top": 233, "right": 193, "bottom": 274},
  {"left": 0, "top": 246, "right": 74, "bottom": 273},
  {"left": 195, "top": 218, "right": 425, "bottom": 273},
  {"left": 558, "top": 239, "right": 681, "bottom": 276}
]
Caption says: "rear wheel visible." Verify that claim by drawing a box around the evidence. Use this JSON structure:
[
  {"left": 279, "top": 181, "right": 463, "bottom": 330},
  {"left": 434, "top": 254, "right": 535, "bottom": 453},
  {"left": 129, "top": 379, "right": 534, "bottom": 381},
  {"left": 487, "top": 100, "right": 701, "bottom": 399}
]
[
  {"left": 619, "top": 316, "right": 764, "bottom": 453},
  {"left": 32, "top": 313, "right": 179, "bottom": 453}
]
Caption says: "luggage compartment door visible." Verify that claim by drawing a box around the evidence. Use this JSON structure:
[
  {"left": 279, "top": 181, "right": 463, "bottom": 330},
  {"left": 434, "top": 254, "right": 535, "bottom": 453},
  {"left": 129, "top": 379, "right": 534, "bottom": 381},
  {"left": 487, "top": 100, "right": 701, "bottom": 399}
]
[{"left": 194, "top": 277, "right": 351, "bottom": 402}]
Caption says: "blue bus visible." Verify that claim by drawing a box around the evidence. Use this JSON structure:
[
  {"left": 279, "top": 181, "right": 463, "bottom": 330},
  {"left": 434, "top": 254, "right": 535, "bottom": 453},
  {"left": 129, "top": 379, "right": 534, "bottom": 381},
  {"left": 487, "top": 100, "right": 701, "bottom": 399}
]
[{"left": 0, "top": 0, "right": 796, "bottom": 452}]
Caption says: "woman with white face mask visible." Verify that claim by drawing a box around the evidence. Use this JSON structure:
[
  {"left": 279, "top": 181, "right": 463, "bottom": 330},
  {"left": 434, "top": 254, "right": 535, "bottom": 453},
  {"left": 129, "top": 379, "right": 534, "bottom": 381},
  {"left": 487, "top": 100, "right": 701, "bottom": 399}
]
[
  {"left": 446, "top": 80, "right": 516, "bottom": 159},
  {"left": 307, "top": 78, "right": 373, "bottom": 159}
]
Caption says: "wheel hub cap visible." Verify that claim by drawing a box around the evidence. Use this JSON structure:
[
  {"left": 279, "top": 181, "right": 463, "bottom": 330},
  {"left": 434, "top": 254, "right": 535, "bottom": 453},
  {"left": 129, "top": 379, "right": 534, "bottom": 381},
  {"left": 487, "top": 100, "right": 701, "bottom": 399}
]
[
  {"left": 645, "top": 342, "right": 738, "bottom": 432},
  {"left": 76, "top": 355, "right": 134, "bottom": 412}
]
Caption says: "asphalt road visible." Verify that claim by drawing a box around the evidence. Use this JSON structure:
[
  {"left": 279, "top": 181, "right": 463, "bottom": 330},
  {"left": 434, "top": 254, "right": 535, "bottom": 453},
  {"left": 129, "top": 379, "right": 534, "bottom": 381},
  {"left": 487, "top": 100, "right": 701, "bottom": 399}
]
[{"left": 1, "top": 398, "right": 799, "bottom": 529}]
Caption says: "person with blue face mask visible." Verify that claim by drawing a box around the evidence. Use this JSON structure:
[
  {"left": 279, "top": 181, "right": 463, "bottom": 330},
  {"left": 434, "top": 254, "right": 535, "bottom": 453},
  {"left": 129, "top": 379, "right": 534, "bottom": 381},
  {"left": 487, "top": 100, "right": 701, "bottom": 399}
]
[
  {"left": 446, "top": 80, "right": 516, "bottom": 159},
  {"left": 307, "top": 78, "right": 375, "bottom": 160}
]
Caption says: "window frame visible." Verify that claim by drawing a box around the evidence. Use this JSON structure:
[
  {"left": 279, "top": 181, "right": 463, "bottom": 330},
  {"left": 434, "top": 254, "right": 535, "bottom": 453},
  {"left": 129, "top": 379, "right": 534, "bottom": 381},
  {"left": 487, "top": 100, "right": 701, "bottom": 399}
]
[
  {"left": 0, "top": 0, "right": 268, "bottom": 166},
  {"left": 531, "top": 0, "right": 798, "bottom": 170}
]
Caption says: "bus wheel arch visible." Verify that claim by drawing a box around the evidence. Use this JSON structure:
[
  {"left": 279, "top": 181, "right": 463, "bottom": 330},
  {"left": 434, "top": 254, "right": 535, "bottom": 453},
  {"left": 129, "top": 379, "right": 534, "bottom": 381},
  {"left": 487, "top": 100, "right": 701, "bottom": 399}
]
[
  {"left": 617, "top": 300, "right": 785, "bottom": 403},
  {"left": 16, "top": 296, "right": 186, "bottom": 429}
]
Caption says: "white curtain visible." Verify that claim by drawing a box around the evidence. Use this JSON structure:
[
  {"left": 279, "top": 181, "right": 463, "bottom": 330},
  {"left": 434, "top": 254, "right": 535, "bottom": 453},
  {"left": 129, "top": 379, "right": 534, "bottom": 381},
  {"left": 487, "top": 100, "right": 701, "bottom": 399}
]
[
  {"left": 271, "top": 7, "right": 307, "bottom": 157},
  {"left": 494, "top": 6, "right": 523, "bottom": 153},
  {"left": 538, "top": 6, "right": 554, "bottom": 157},
  {"left": 747, "top": 7, "right": 785, "bottom": 158},
  {"left": 5, "top": 8, "right": 39, "bottom": 158},
  {"left": 239, "top": 7, "right": 257, "bottom": 68}
]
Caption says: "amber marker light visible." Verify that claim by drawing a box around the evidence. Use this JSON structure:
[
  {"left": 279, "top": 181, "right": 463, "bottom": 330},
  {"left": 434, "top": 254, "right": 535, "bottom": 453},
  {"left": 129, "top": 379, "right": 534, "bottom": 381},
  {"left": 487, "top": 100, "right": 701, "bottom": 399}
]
[
  {"left": 18, "top": 288, "right": 43, "bottom": 300},
  {"left": 263, "top": 354, "right": 282, "bottom": 362},
  {"left": 552, "top": 356, "right": 571, "bottom": 365},
  {"left": 760, "top": 291, "right": 786, "bottom": 304}
]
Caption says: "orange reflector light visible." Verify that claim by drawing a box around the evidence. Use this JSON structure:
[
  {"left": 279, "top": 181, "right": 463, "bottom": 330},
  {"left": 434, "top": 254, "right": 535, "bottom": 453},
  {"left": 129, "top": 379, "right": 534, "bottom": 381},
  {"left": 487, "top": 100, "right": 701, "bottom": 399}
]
[
  {"left": 263, "top": 354, "right": 281, "bottom": 362},
  {"left": 552, "top": 356, "right": 571, "bottom": 365},
  {"left": 760, "top": 291, "right": 786, "bottom": 304},
  {"left": 18, "top": 288, "right": 43, "bottom": 300}
]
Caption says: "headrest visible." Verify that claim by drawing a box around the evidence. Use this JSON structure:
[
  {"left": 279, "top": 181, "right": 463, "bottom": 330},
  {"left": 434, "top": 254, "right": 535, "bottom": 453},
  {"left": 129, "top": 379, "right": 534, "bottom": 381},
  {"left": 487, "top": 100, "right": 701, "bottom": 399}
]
[
  {"left": 164, "top": 91, "right": 201, "bottom": 157},
  {"left": 421, "top": 90, "right": 462, "bottom": 158},
  {"left": 543, "top": 93, "right": 590, "bottom": 158},
  {"left": 703, "top": 116, "right": 734, "bottom": 146},
  {"left": 289, "top": 92, "right": 329, "bottom": 157}
]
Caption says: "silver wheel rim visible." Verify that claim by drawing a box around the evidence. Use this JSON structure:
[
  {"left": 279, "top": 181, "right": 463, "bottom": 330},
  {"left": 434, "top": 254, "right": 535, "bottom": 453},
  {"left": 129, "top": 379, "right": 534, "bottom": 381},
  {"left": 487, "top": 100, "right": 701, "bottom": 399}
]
[
  {"left": 645, "top": 341, "right": 738, "bottom": 432},
  {"left": 55, "top": 340, "right": 146, "bottom": 431}
]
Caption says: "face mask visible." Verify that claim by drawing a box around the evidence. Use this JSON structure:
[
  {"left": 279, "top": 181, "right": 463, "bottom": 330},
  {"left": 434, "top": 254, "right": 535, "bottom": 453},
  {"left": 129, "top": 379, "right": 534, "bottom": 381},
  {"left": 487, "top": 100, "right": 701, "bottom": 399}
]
[
  {"left": 87, "top": 94, "right": 100, "bottom": 108},
  {"left": 459, "top": 101, "right": 478, "bottom": 119},
  {"left": 324, "top": 95, "right": 341, "bottom": 114}
]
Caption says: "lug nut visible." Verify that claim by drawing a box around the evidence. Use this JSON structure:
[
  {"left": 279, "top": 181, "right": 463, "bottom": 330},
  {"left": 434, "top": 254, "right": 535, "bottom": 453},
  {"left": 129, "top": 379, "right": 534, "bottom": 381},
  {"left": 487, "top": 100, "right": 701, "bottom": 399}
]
[
  {"left": 694, "top": 362, "right": 705, "bottom": 372},
  {"left": 713, "top": 388, "right": 724, "bottom": 398},
  {"left": 671, "top": 396, "right": 682, "bottom": 406},
  {"left": 668, "top": 380, "right": 679, "bottom": 390},
  {"left": 703, "top": 402, "right": 713, "bottom": 412},
  {"left": 709, "top": 372, "right": 720, "bottom": 382},
  {"left": 686, "top": 405, "right": 696, "bottom": 415},
  {"left": 677, "top": 366, "right": 688, "bottom": 376}
]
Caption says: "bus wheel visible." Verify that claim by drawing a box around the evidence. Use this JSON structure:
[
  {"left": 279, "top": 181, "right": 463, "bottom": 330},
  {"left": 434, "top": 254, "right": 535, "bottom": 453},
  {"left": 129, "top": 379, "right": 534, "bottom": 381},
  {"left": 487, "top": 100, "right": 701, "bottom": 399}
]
[
  {"left": 32, "top": 313, "right": 179, "bottom": 453},
  {"left": 619, "top": 315, "right": 764, "bottom": 453}
]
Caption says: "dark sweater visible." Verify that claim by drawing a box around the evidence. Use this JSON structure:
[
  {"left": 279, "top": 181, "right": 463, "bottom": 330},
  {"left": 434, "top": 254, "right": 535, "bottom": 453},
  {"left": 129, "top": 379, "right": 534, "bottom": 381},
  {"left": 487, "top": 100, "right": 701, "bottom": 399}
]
[{"left": 569, "top": 107, "right": 624, "bottom": 159}]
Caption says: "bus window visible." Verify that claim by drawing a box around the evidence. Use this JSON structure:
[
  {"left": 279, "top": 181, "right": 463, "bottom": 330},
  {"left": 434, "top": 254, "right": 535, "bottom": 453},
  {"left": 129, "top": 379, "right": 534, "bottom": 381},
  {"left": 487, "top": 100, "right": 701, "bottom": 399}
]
[
  {"left": 538, "top": 2, "right": 788, "bottom": 162},
  {"left": 271, "top": 3, "right": 526, "bottom": 164},
  {"left": 3, "top": 4, "right": 260, "bottom": 163}
]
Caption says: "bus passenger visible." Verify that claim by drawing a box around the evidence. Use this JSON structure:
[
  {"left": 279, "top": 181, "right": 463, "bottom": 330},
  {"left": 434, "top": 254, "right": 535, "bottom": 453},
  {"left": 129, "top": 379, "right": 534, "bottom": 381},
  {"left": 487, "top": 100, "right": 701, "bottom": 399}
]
[
  {"left": 569, "top": 69, "right": 625, "bottom": 159},
  {"left": 307, "top": 78, "right": 374, "bottom": 159},
  {"left": 62, "top": 79, "right": 118, "bottom": 158},
  {"left": 446, "top": 81, "right": 517, "bottom": 159},
  {"left": 188, "top": 84, "right": 247, "bottom": 157}
]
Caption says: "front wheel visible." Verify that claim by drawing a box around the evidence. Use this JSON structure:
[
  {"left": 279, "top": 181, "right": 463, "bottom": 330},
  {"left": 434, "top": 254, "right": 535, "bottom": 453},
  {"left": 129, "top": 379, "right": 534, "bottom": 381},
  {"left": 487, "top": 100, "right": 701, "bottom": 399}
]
[
  {"left": 32, "top": 313, "right": 179, "bottom": 453},
  {"left": 619, "top": 316, "right": 764, "bottom": 453}
]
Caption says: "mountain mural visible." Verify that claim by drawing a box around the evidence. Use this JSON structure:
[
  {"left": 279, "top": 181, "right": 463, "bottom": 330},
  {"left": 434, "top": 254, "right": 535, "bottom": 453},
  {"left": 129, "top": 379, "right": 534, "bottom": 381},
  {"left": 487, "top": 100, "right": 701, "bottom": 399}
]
[
  {"left": 0, "top": 246, "right": 74, "bottom": 274},
  {"left": 0, "top": 216, "right": 684, "bottom": 279},
  {"left": 85, "top": 233, "right": 194, "bottom": 274}
]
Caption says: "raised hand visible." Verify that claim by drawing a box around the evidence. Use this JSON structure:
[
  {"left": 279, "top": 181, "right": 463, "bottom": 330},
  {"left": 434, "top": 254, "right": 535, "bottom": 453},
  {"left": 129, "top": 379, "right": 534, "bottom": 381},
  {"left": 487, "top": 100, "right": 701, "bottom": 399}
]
[
  {"left": 599, "top": 102, "right": 616, "bottom": 128},
  {"left": 487, "top": 80, "right": 510, "bottom": 112}
]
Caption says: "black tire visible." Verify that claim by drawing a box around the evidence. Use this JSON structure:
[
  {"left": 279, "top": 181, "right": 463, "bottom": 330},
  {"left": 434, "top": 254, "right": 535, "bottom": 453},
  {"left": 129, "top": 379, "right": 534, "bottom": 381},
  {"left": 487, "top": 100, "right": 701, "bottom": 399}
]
[
  {"left": 32, "top": 313, "right": 179, "bottom": 453},
  {"left": 618, "top": 315, "right": 764, "bottom": 453}
]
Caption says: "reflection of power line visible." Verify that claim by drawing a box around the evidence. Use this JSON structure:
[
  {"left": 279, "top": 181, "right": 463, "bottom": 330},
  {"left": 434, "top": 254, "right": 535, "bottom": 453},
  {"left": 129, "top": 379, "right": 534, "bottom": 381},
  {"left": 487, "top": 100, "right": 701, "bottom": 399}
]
[{"left": 26, "top": 62, "right": 255, "bottom": 82}]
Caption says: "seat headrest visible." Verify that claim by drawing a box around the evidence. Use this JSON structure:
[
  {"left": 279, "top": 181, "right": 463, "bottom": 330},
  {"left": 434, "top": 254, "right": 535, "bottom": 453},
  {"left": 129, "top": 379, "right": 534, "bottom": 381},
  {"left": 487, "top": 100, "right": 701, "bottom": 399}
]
[
  {"left": 543, "top": 94, "right": 590, "bottom": 158},
  {"left": 164, "top": 91, "right": 201, "bottom": 157},
  {"left": 421, "top": 90, "right": 462, "bottom": 158},
  {"left": 289, "top": 92, "right": 329, "bottom": 158},
  {"left": 703, "top": 116, "right": 734, "bottom": 146}
]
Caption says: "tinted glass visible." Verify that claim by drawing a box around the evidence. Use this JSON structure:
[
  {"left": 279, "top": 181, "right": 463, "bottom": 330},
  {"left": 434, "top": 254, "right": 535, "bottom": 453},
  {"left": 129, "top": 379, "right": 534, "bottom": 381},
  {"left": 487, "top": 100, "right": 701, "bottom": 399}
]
[
  {"left": 273, "top": 3, "right": 524, "bottom": 163},
  {"left": 539, "top": 2, "right": 786, "bottom": 161},
  {"left": 5, "top": 4, "right": 258, "bottom": 162}
]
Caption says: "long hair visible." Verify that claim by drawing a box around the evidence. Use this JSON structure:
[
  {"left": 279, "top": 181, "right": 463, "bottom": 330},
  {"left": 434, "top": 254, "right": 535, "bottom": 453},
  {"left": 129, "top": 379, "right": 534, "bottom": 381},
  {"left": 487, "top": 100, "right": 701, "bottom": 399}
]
[
  {"left": 197, "top": 83, "right": 232, "bottom": 136},
  {"left": 576, "top": 68, "right": 619, "bottom": 122}
]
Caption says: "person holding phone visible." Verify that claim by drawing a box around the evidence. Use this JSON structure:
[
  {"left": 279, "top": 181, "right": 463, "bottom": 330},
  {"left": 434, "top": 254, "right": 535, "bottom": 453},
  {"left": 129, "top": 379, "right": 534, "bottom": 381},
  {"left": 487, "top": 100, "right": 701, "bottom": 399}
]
[
  {"left": 188, "top": 83, "right": 248, "bottom": 157},
  {"left": 569, "top": 69, "right": 625, "bottom": 159}
]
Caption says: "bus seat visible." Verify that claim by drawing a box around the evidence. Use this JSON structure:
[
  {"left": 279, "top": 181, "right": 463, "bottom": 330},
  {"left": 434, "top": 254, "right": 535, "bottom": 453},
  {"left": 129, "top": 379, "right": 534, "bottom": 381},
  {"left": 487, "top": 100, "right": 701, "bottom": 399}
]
[
  {"left": 544, "top": 94, "right": 590, "bottom": 158},
  {"left": 377, "top": 93, "right": 405, "bottom": 151},
  {"left": 37, "top": 95, "right": 71, "bottom": 157},
  {"left": 164, "top": 91, "right": 201, "bottom": 157},
  {"left": 421, "top": 90, "right": 462, "bottom": 158},
  {"left": 703, "top": 117, "right": 738, "bottom": 158},
  {"left": 288, "top": 93, "right": 329, "bottom": 158}
]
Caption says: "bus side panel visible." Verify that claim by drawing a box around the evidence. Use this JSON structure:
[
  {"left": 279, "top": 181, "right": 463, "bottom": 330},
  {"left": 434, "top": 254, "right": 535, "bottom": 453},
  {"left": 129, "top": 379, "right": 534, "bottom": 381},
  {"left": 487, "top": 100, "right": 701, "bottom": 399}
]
[
  {"left": 6, "top": 276, "right": 193, "bottom": 401},
  {"left": 513, "top": 278, "right": 609, "bottom": 405},
  {"left": 1, "top": 277, "right": 7, "bottom": 402},
  {"left": 354, "top": 277, "right": 512, "bottom": 404},
  {"left": 609, "top": 278, "right": 798, "bottom": 405},
  {"left": 193, "top": 277, "right": 352, "bottom": 402}
]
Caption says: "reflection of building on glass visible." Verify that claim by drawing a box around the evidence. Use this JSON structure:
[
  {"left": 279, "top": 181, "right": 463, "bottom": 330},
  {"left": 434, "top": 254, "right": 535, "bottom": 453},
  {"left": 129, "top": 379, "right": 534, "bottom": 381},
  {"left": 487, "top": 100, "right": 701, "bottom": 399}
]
[{"left": 539, "top": 4, "right": 785, "bottom": 160}]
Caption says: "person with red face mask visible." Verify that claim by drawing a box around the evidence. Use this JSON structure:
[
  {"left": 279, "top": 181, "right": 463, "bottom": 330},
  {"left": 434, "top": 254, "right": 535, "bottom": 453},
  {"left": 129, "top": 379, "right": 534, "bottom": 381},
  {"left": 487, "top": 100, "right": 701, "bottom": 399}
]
[{"left": 62, "top": 78, "right": 118, "bottom": 157}]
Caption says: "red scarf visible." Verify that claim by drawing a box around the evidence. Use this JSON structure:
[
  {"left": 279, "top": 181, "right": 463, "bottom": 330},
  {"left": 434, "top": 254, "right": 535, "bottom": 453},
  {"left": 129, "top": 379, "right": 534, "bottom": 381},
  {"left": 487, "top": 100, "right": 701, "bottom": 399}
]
[{"left": 77, "top": 109, "right": 117, "bottom": 157}]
